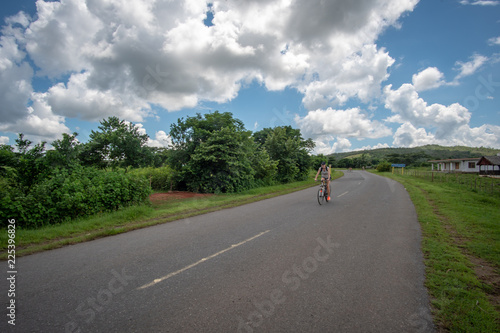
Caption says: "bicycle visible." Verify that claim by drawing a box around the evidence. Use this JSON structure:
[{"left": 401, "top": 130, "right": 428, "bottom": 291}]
[{"left": 317, "top": 179, "right": 330, "bottom": 205}]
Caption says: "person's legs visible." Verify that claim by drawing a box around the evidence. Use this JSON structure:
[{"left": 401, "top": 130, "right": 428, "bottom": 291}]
[{"left": 327, "top": 179, "right": 331, "bottom": 198}]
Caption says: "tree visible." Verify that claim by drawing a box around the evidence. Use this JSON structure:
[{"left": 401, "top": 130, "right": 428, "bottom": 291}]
[
  {"left": 14, "top": 134, "right": 47, "bottom": 188},
  {"left": 81, "top": 117, "right": 149, "bottom": 168},
  {"left": 256, "top": 126, "right": 315, "bottom": 183},
  {"left": 169, "top": 111, "right": 256, "bottom": 193},
  {"left": 45, "top": 132, "right": 81, "bottom": 170}
]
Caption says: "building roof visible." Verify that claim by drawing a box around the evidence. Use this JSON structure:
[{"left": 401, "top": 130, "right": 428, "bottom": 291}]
[
  {"left": 477, "top": 155, "right": 500, "bottom": 166},
  {"left": 428, "top": 158, "right": 480, "bottom": 163}
]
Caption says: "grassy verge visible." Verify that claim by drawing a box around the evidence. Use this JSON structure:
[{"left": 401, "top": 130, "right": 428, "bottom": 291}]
[
  {"left": 1, "top": 171, "right": 342, "bottom": 259},
  {"left": 374, "top": 171, "right": 499, "bottom": 332}
]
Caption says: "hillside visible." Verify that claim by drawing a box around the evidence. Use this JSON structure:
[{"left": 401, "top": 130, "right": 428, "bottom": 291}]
[{"left": 328, "top": 144, "right": 500, "bottom": 167}]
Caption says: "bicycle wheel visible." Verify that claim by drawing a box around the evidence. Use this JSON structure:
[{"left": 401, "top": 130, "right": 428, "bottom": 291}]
[{"left": 317, "top": 187, "right": 324, "bottom": 205}]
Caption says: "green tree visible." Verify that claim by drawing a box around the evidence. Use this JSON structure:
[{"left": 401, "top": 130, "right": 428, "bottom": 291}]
[
  {"left": 257, "top": 126, "right": 314, "bottom": 183},
  {"left": 0, "top": 144, "right": 17, "bottom": 178},
  {"left": 45, "top": 132, "right": 81, "bottom": 170},
  {"left": 14, "top": 134, "right": 47, "bottom": 188},
  {"left": 169, "top": 111, "right": 257, "bottom": 193},
  {"left": 81, "top": 117, "right": 149, "bottom": 168}
]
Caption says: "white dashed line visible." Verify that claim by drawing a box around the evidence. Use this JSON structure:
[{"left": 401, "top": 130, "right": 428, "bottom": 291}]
[{"left": 137, "top": 229, "right": 271, "bottom": 290}]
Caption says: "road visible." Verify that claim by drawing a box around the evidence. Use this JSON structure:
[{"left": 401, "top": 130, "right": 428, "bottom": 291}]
[{"left": 2, "top": 171, "right": 434, "bottom": 332}]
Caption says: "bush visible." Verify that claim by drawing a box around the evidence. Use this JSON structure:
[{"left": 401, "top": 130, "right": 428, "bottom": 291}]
[
  {"left": 129, "top": 166, "right": 176, "bottom": 191},
  {"left": 376, "top": 161, "right": 392, "bottom": 172},
  {"left": 0, "top": 166, "right": 151, "bottom": 229}
]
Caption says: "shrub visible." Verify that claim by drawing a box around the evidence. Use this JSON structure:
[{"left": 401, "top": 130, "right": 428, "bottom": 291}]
[
  {"left": 1, "top": 166, "right": 151, "bottom": 229},
  {"left": 376, "top": 161, "right": 392, "bottom": 172},
  {"left": 129, "top": 166, "right": 176, "bottom": 191}
]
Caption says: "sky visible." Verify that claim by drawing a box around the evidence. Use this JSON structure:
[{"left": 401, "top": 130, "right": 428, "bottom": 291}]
[{"left": 0, "top": 0, "right": 499, "bottom": 154}]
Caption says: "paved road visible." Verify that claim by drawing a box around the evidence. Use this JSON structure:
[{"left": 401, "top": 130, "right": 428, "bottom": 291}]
[{"left": 2, "top": 171, "right": 434, "bottom": 332}]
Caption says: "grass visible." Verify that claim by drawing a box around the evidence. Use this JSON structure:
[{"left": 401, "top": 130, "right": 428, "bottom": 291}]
[
  {"left": 1, "top": 171, "right": 343, "bottom": 259},
  {"left": 374, "top": 171, "right": 499, "bottom": 332}
]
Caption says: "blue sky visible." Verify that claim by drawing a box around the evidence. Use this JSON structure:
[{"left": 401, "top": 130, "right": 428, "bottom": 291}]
[{"left": 0, "top": 0, "right": 499, "bottom": 154}]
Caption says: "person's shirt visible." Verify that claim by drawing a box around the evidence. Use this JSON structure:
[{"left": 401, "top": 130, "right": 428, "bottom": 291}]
[{"left": 319, "top": 166, "right": 329, "bottom": 179}]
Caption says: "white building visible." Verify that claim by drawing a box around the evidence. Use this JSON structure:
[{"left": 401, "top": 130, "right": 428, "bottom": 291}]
[
  {"left": 429, "top": 154, "right": 500, "bottom": 174},
  {"left": 429, "top": 158, "right": 481, "bottom": 173}
]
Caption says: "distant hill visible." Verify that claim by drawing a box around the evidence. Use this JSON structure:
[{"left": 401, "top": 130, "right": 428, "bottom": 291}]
[{"left": 328, "top": 145, "right": 500, "bottom": 168}]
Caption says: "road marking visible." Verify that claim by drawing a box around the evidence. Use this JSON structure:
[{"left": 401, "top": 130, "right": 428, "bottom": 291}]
[
  {"left": 137, "top": 229, "right": 271, "bottom": 290},
  {"left": 337, "top": 191, "right": 349, "bottom": 197}
]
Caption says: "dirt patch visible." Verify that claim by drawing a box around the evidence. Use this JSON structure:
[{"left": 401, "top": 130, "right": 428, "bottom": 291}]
[{"left": 149, "top": 191, "right": 213, "bottom": 204}]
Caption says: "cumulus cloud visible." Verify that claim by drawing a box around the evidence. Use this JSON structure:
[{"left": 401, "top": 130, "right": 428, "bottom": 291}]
[
  {"left": 300, "top": 45, "right": 395, "bottom": 109},
  {"left": 0, "top": 136, "right": 9, "bottom": 145},
  {"left": 314, "top": 137, "right": 353, "bottom": 155},
  {"left": 488, "top": 36, "right": 500, "bottom": 45},
  {"left": 384, "top": 83, "right": 500, "bottom": 148},
  {"left": 147, "top": 130, "right": 173, "bottom": 148},
  {"left": 295, "top": 107, "right": 393, "bottom": 154},
  {"left": 295, "top": 107, "right": 392, "bottom": 140},
  {"left": 0, "top": 92, "right": 70, "bottom": 142},
  {"left": 384, "top": 83, "right": 471, "bottom": 138},
  {"left": 0, "top": 0, "right": 419, "bottom": 142},
  {"left": 412, "top": 67, "right": 445, "bottom": 91}
]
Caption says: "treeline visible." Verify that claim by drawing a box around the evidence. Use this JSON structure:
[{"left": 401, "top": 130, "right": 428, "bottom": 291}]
[
  {"left": 0, "top": 112, "right": 318, "bottom": 228},
  {"left": 329, "top": 144, "right": 499, "bottom": 169},
  {"left": 332, "top": 151, "right": 431, "bottom": 170}
]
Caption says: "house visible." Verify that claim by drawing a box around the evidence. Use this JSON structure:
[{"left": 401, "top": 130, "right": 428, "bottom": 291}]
[
  {"left": 428, "top": 158, "right": 481, "bottom": 173},
  {"left": 477, "top": 154, "right": 500, "bottom": 175},
  {"left": 429, "top": 153, "right": 500, "bottom": 174}
]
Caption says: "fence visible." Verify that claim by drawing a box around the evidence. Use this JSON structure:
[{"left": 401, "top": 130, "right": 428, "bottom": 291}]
[{"left": 391, "top": 169, "right": 500, "bottom": 196}]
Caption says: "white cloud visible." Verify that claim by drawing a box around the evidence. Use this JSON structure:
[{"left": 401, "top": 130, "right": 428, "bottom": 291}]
[
  {"left": 393, "top": 122, "right": 436, "bottom": 147},
  {"left": 393, "top": 122, "right": 500, "bottom": 148},
  {"left": 295, "top": 107, "right": 392, "bottom": 141},
  {"left": 412, "top": 67, "right": 445, "bottom": 91},
  {"left": 454, "top": 54, "right": 489, "bottom": 80},
  {"left": 300, "top": 44, "right": 395, "bottom": 109},
  {"left": 488, "top": 36, "right": 500, "bottom": 45},
  {"left": 0, "top": 92, "right": 70, "bottom": 142},
  {"left": 314, "top": 137, "right": 352, "bottom": 155},
  {"left": 384, "top": 83, "right": 471, "bottom": 138},
  {"left": 47, "top": 72, "right": 152, "bottom": 122},
  {"left": 0, "top": 136, "right": 9, "bottom": 145},
  {"left": 356, "top": 142, "right": 390, "bottom": 151},
  {"left": 0, "top": 0, "right": 419, "bottom": 141},
  {"left": 25, "top": 0, "right": 104, "bottom": 77},
  {"left": 384, "top": 82, "right": 500, "bottom": 148},
  {"left": 147, "top": 130, "right": 173, "bottom": 148},
  {"left": 459, "top": 0, "right": 500, "bottom": 5}
]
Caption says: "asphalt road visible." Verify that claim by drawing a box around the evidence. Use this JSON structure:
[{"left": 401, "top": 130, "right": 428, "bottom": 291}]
[{"left": 2, "top": 171, "right": 434, "bottom": 332}]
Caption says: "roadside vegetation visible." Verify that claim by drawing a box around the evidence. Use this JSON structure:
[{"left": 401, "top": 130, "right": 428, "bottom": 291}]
[
  {"left": 0, "top": 110, "right": 341, "bottom": 255},
  {"left": 1, "top": 112, "right": 320, "bottom": 230},
  {"left": 375, "top": 171, "right": 499, "bottom": 332},
  {"left": 0, "top": 170, "right": 342, "bottom": 258}
]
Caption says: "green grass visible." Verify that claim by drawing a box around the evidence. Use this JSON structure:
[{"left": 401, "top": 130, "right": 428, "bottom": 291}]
[
  {"left": 374, "top": 171, "right": 499, "bottom": 332},
  {"left": 1, "top": 171, "right": 342, "bottom": 259}
]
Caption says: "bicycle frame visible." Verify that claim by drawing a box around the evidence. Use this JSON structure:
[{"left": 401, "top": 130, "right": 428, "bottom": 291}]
[{"left": 317, "top": 179, "right": 329, "bottom": 205}]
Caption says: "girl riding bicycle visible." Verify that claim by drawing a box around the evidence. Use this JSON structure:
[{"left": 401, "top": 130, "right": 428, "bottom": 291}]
[{"left": 314, "top": 162, "right": 331, "bottom": 201}]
